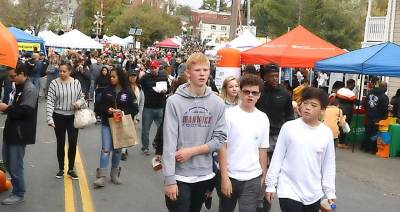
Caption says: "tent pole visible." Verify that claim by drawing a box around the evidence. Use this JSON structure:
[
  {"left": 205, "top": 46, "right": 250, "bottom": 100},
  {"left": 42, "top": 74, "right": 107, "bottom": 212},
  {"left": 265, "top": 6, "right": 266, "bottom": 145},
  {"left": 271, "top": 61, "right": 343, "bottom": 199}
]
[
  {"left": 279, "top": 67, "right": 282, "bottom": 84},
  {"left": 353, "top": 74, "right": 364, "bottom": 152}
]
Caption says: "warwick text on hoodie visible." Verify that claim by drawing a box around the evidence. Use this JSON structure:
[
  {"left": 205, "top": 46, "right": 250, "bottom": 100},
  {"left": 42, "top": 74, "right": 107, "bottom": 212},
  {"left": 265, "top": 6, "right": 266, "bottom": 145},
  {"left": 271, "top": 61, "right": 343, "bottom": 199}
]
[{"left": 162, "top": 83, "right": 227, "bottom": 185}]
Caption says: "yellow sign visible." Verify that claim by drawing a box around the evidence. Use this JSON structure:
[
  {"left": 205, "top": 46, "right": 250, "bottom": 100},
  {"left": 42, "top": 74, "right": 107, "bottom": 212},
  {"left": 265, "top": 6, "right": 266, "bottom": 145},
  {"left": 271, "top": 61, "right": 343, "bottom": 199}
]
[{"left": 17, "top": 42, "right": 41, "bottom": 51}]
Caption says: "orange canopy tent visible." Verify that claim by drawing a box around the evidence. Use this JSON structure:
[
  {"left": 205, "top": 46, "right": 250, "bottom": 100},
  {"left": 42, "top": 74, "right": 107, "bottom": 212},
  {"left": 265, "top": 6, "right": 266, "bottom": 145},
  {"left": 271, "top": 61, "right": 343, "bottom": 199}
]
[
  {"left": 0, "top": 21, "right": 18, "bottom": 69},
  {"left": 241, "top": 25, "right": 346, "bottom": 68},
  {"left": 156, "top": 38, "right": 180, "bottom": 48}
]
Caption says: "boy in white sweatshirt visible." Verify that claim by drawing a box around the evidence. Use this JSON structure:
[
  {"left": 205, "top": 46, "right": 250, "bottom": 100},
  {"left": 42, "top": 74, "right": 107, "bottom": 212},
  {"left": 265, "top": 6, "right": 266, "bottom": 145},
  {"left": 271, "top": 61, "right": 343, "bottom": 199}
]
[{"left": 265, "top": 87, "right": 336, "bottom": 212}]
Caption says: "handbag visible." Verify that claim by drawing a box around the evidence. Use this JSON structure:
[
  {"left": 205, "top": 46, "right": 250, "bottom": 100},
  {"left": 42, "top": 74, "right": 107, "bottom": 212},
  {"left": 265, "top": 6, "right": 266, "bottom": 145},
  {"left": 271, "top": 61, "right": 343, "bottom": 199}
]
[
  {"left": 74, "top": 108, "right": 97, "bottom": 129},
  {"left": 108, "top": 112, "right": 138, "bottom": 149},
  {"left": 108, "top": 95, "right": 138, "bottom": 149}
]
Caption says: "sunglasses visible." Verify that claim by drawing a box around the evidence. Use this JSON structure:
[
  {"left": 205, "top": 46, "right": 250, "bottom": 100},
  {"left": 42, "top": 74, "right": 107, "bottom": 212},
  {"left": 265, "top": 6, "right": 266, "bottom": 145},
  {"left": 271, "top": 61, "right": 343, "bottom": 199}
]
[{"left": 242, "top": 90, "right": 260, "bottom": 96}]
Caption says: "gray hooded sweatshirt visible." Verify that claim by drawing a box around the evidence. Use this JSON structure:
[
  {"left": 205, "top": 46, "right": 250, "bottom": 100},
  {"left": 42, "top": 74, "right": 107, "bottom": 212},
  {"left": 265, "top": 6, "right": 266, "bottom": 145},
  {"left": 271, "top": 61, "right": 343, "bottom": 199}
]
[{"left": 162, "top": 83, "right": 227, "bottom": 185}]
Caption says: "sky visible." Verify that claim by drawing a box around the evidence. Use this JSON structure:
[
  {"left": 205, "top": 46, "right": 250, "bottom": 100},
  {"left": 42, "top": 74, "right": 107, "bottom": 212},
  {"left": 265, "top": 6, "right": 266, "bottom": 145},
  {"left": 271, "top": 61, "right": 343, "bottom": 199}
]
[{"left": 176, "top": 0, "right": 203, "bottom": 9}]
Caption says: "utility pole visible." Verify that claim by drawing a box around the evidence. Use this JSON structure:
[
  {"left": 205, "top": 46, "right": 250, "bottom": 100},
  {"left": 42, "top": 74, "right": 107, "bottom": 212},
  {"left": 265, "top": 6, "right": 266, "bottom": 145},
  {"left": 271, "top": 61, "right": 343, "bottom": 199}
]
[
  {"left": 229, "top": 0, "right": 240, "bottom": 40},
  {"left": 247, "top": 0, "right": 251, "bottom": 26}
]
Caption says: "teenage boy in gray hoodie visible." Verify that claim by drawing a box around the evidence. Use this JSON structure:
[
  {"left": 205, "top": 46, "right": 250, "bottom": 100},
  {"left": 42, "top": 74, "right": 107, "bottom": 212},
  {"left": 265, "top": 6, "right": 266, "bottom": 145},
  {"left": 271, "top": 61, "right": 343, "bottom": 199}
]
[{"left": 163, "top": 53, "right": 227, "bottom": 212}]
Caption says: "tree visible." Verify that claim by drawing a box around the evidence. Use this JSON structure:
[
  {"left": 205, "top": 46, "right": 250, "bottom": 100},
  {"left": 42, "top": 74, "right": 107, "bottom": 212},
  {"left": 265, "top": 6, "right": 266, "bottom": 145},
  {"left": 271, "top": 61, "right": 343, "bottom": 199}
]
[
  {"left": 252, "top": 0, "right": 368, "bottom": 50},
  {"left": 175, "top": 5, "right": 192, "bottom": 19},
  {"left": 200, "top": 0, "right": 230, "bottom": 12},
  {"left": 0, "top": 0, "right": 62, "bottom": 35},
  {"left": 108, "top": 5, "right": 181, "bottom": 47},
  {"left": 75, "top": 0, "right": 126, "bottom": 36},
  {"left": 47, "top": 17, "right": 64, "bottom": 33}
]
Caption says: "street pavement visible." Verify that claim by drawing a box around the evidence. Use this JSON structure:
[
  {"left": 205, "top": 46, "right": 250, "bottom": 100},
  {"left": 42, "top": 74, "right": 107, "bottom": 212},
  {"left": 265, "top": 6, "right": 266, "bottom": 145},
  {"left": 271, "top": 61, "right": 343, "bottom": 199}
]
[{"left": 0, "top": 99, "right": 400, "bottom": 212}]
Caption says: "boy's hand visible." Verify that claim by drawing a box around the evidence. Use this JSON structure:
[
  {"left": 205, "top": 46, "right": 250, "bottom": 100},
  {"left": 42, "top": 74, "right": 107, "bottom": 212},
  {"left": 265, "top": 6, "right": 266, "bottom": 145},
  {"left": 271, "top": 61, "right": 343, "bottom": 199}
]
[
  {"left": 265, "top": 192, "right": 276, "bottom": 203},
  {"left": 164, "top": 184, "right": 179, "bottom": 201},
  {"left": 175, "top": 148, "right": 194, "bottom": 163},
  {"left": 221, "top": 177, "right": 233, "bottom": 198}
]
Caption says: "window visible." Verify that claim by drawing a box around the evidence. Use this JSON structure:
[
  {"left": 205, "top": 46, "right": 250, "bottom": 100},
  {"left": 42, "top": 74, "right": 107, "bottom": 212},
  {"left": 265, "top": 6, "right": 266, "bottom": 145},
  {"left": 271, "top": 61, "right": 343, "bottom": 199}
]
[
  {"left": 221, "top": 26, "right": 227, "bottom": 31},
  {"left": 211, "top": 25, "right": 216, "bottom": 30}
]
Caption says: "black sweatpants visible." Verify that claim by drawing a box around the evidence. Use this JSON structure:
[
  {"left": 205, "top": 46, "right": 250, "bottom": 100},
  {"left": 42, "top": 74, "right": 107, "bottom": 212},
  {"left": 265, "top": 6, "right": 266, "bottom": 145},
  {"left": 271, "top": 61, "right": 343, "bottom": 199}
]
[
  {"left": 165, "top": 179, "right": 213, "bottom": 212},
  {"left": 53, "top": 113, "right": 79, "bottom": 171},
  {"left": 279, "top": 198, "right": 320, "bottom": 212}
]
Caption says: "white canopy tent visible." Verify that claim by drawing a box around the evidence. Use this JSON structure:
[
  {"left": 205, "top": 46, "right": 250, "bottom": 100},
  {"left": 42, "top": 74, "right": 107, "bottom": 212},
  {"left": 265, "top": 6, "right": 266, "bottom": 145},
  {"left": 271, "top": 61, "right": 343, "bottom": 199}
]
[
  {"left": 38, "top": 31, "right": 69, "bottom": 48},
  {"left": 227, "top": 30, "right": 262, "bottom": 51},
  {"left": 59, "top": 30, "right": 103, "bottom": 49},
  {"left": 205, "top": 30, "right": 263, "bottom": 59},
  {"left": 110, "top": 35, "right": 128, "bottom": 46}
]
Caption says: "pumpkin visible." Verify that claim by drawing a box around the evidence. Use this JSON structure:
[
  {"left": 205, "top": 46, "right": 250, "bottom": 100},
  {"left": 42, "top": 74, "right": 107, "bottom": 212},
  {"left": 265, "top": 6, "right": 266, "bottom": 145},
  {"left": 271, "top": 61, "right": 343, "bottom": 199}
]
[
  {"left": 4, "top": 180, "right": 12, "bottom": 190},
  {"left": 0, "top": 170, "right": 6, "bottom": 189}
]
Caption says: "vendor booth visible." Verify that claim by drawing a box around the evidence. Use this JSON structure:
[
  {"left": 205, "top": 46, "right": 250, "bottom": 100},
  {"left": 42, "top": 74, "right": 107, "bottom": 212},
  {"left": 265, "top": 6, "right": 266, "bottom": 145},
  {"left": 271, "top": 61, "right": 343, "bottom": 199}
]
[
  {"left": 8, "top": 27, "right": 46, "bottom": 54},
  {"left": 241, "top": 25, "right": 346, "bottom": 67},
  {"left": 59, "top": 29, "right": 103, "bottom": 49},
  {"left": 156, "top": 38, "right": 180, "bottom": 48},
  {"left": 316, "top": 42, "right": 400, "bottom": 156}
]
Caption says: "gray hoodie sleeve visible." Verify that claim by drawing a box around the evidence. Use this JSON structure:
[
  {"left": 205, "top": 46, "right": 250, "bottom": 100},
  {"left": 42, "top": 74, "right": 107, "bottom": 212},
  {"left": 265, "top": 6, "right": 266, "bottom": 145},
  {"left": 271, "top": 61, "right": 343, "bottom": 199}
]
[
  {"left": 207, "top": 103, "right": 227, "bottom": 152},
  {"left": 162, "top": 99, "right": 179, "bottom": 185}
]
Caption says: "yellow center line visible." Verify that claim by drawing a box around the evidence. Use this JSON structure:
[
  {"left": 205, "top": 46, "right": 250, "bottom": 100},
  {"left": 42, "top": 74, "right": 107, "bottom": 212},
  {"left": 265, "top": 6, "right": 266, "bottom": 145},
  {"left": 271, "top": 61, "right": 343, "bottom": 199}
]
[
  {"left": 76, "top": 146, "right": 95, "bottom": 212},
  {"left": 64, "top": 145, "right": 75, "bottom": 212}
]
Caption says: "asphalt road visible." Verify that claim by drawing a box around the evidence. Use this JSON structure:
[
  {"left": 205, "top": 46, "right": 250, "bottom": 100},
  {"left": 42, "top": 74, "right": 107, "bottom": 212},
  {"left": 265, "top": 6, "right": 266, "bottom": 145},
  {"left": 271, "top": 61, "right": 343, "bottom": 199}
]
[{"left": 0, "top": 99, "right": 400, "bottom": 212}]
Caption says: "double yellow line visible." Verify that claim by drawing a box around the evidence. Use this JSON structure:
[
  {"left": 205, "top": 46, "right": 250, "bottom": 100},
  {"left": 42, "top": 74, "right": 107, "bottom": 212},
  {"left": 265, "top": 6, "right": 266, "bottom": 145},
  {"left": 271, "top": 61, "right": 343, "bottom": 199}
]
[{"left": 64, "top": 145, "right": 95, "bottom": 212}]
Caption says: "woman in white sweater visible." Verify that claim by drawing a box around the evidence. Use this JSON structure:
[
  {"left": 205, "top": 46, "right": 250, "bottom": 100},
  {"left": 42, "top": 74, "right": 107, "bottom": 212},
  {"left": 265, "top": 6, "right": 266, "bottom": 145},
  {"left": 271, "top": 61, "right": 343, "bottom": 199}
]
[{"left": 46, "top": 63, "right": 87, "bottom": 180}]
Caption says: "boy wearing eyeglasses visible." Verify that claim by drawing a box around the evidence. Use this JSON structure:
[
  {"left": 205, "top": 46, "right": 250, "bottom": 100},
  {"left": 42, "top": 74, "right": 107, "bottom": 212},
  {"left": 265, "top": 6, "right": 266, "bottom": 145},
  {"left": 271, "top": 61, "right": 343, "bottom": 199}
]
[
  {"left": 218, "top": 74, "right": 270, "bottom": 212},
  {"left": 162, "top": 53, "right": 227, "bottom": 212},
  {"left": 265, "top": 87, "right": 336, "bottom": 212}
]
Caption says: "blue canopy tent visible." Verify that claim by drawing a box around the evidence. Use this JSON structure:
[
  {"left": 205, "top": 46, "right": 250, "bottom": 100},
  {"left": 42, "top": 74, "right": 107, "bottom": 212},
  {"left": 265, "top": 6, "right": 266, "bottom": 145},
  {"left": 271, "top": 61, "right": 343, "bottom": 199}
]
[
  {"left": 8, "top": 27, "right": 46, "bottom": 55},
  {"left": 316, "top": 42, "right": 400, "bottom": 152},
  {"left": 315, "top": 42, "right": 400, "bottom": 76}
]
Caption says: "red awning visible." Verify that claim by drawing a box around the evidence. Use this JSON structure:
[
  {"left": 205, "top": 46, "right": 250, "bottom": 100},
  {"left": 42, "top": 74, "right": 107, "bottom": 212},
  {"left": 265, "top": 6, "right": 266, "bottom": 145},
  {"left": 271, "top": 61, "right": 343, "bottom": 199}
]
[
  {"left": 156, "top": 38, "right": 180, "bottom": 48},
  {"left": 241, "top": 25, "right": 346, "bottom": 68}
]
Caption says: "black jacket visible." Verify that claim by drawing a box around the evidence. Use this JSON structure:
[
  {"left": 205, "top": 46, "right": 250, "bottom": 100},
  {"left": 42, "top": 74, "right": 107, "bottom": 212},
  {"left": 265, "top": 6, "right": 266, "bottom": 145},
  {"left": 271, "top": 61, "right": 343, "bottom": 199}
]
[
  {"left": 365, "top": 88, "right": 389, "bottom": 120},
  {"left": 3, "top": 79, "right": 39, "bottom": 145},
  {"left": 97, "top": 86, "right": 138, "bottom": 126},
  {"left": 72, "top": 67, "right": 91, "bottom": 94},
  {"left": 391, "top": 95, "right": 400, "bottom": 118},
  {"left": 140, "top": 71, "right": 169, "bottom": 109},
  {"left": 256, "top": 84, "right": 295, "bottom": 136}
]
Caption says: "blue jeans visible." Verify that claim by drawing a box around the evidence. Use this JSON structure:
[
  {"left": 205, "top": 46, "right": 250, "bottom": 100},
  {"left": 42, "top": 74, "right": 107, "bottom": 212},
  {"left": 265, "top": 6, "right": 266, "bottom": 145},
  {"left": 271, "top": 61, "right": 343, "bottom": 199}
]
[
  {"left": 100, "top": 124, "right": 122, "bottom": 169},
  {"left": 141, "top": 107, "right": 164, "bottom": 151},
  {"left": 31, "top": 77, "right": 40, "bottom": 93},
  {"left": 2, "top": 144, "right": 26, "bottom": 198}
]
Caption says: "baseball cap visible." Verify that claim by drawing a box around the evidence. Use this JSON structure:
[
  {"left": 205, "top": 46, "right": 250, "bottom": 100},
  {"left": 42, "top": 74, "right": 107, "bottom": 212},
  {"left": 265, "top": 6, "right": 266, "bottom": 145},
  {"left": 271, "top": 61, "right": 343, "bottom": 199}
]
[
  {"left": 128, "top": 68, "right": 139, "bottom": 76},
  {"left": 150, "top": 60, "right": 160, "bottom": 68}
]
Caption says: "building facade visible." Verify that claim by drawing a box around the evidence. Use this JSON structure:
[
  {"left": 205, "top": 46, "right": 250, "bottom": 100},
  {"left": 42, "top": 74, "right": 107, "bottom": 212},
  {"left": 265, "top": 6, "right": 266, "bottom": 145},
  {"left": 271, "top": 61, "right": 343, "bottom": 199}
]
[
  {"left": 191, "top": 9, "right": 231, "bottom": 34},
  {"left": 199, "top": 18, "right": 230, "bottom": 42},
  {"left": 362, "top": 0, "right": 400, "bottom": 98}
]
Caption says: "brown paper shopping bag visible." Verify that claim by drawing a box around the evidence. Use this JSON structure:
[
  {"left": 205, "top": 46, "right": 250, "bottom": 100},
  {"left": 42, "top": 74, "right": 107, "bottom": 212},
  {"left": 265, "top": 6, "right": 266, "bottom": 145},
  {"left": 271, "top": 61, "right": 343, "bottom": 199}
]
[{"left": 108, "top": 114, "right": 138, "bottom": 149}]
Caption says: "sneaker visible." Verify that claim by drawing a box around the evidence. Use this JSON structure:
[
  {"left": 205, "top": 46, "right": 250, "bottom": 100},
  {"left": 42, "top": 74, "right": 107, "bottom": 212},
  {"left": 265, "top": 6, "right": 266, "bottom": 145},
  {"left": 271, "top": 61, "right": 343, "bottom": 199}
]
[
  {"left": 1, "top": 194, "right": 25, "bottom": 205},
  {"left": 204, "top": 196, "right": 212, "bottom": 210},
  {"left": 143, "top": 149, "right": 150, "bottom": 156},
  {"left": 67, "top": 170, "right": 79, "bottom": 180},
  {"left": 56, "top": 170, "right": 64, "bottom": 179},
  {"left": 152, "top": 157, "right": 162, "bottom": 171}
]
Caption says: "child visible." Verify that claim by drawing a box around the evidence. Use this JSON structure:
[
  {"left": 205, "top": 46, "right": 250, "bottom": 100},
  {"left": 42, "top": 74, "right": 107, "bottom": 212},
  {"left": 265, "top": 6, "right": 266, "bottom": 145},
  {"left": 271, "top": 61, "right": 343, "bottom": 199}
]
[
  {"left": 265, "top": 87, "right": 336, "bottom": 212},
  {"left": 218, "top": 74, "right": 269, "bottom": 212},
  {"left": 162, "top": 53, "right": 227, "bottom": 212},
  {"left": 323, "top": 99, "right": 349, "bottom": 148}
]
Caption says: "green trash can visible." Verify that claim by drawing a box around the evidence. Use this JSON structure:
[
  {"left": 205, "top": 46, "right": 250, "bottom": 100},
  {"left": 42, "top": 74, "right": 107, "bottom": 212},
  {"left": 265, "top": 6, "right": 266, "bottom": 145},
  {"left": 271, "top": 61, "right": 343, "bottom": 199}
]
[
  {"left": 346, "top": 114, "right": 366, "bottom": 145},
  {"left": 389, "top": 124, "right": 400, "bottom": 157}
]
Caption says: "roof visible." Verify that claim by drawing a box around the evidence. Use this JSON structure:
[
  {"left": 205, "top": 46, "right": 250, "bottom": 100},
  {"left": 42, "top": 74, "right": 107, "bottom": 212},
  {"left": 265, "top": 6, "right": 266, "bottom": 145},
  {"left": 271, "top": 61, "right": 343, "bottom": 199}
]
[
  {"left": 200, "top": 18, "right": 231, "bottom": 25},
  {"left": 8, "top": 27, "right": 44, "bottom": 43},
  {"left": 192, "top": 9, "right": 231, "bottom": 16}
]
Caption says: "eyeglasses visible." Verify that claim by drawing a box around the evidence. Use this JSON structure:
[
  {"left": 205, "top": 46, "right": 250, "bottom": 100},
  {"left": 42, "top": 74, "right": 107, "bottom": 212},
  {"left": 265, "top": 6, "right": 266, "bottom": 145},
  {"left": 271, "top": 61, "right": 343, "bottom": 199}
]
[
  {"left": 9, "top": 74, "right": 17, "bottom": 78},
  {"left": 242, "top": 90, "right": 260, "bottom": 96}
]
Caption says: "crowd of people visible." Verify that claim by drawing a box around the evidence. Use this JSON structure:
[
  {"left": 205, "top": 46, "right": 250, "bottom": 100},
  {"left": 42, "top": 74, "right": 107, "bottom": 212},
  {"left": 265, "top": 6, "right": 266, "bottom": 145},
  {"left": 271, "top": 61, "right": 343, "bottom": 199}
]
[{"left": 0, "top": 37, "right": 397, "bottom": 212}]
